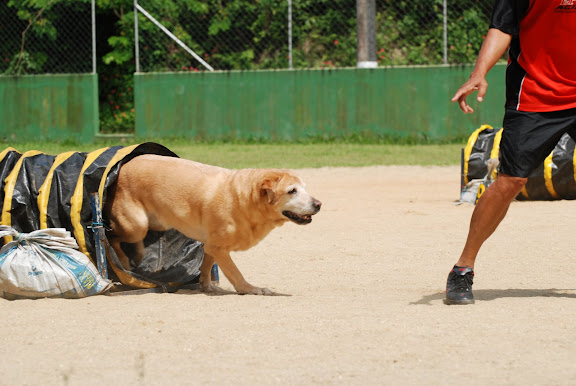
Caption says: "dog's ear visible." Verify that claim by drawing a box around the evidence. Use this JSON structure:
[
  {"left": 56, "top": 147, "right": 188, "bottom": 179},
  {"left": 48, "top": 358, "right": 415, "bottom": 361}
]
[{"left": 261, "top": 173, "right": 283, "bottom": 204}]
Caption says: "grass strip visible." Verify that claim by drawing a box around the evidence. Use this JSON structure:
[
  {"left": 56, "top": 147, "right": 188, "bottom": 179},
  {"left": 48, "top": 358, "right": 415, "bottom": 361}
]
[{"left": 3, "top": 141, "right": 465, "bottom": 169}]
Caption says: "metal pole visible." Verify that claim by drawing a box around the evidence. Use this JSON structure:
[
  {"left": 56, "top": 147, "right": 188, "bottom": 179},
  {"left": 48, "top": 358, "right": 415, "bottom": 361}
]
[
  {"left": 356, "top": 0, "right": 377, "bottom": 68},
  {"left": 90, "top": 193, "right": 108, "bottom": 280},
  {"left": 443, "top": 0, "right": 448, "bottom": 64},
  {"left": 460, "top": 148, "right": 465, "bottom": 194},
  {"left": 211, "top": 264, "right": 220, "bottom": 284},
  {"left": 135, "top": 3, "right": 214, "bottom": 71},
  {"left": 134, "top": 0, "right": 140, "bottom": 73},
  {"left": 288, "top": 0, "right": 293, "bottom": 69},
  {"left": 91, "top": 0, "right": 96, "bottom": 73}
]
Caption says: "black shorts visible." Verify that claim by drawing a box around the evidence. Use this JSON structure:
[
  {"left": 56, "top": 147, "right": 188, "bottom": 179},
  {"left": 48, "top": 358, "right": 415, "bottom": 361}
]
[{"left": 499, "top": 107, "right": 576, "bottom": 177}]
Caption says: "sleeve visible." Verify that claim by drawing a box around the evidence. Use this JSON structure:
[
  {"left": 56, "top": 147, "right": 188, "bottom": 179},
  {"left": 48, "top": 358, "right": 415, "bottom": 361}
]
[{"left": 489, "top": 0, "right": 530, "bottom": 36}]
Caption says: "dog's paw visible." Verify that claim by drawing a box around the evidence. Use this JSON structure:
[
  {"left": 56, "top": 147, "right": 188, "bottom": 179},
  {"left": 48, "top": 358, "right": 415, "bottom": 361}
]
[
  {"left": 241, "top": 286, "right": 274, "bottom": 296},
  {"left": 201, "top": 283, "right": 224, "bottom": 294},
  {"left": 256, "top": 287, "right": 274, "bottom": 296}
]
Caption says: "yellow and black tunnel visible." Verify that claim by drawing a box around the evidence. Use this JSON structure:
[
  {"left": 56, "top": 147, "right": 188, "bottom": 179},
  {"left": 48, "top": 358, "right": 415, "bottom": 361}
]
[
  {"left": 0, "top": 143, "right": 203, "bottom": 289},
  {"left": 462, "top": 126, "right": 576, "bottom": 201}
]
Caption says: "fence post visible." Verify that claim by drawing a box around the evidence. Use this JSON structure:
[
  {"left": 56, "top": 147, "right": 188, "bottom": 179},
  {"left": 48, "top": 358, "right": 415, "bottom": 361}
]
[
  {"left": 91, "top": 0, "right": 96, "bottom": 74},
  {"left": 356, "top": 0, "right": 377, "bottom": 68},
  {"left": 287, "top": 0, "right": 293, "bottom": 70},
  {"left": 134, "top": 0, "right": 140, "bottom": 73},
  {"left": 443, "top": 0, "right": 448, "bottom": 64}
]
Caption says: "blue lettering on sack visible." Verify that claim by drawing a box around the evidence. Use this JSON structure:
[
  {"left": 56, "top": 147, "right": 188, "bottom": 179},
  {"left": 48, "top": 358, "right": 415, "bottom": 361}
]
[
  {"left": 50, "top": 250, "right": 100, "bottom": 294},
  {"left": 77, "top": 270, "right": 96, "bottom": 289},
  {"left": 28, "top": 265, "right": 44, "bottom": 276}
]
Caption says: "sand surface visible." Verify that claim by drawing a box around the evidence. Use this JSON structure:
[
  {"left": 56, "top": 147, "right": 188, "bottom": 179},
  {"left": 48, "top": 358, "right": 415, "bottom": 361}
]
[{"left": 2, "top": 165, "right": 576, "bottom": 385}]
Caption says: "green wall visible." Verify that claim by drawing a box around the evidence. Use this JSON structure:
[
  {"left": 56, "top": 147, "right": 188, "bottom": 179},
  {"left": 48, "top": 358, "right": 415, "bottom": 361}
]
[
  {"left": 0, "top": 68, "right": 506, "bottom": 143},
  {"left": 0, "top": 74, "right": 99, "bottom": 143},
  {"left": 135, "top": 65, "right": 506, "bottom": 141}
]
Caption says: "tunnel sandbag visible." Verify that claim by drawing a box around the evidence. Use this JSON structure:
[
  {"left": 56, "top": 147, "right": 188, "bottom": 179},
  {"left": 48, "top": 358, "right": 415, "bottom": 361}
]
[{"left": 0, "top": 226, "right": 112, "bottom": 300}]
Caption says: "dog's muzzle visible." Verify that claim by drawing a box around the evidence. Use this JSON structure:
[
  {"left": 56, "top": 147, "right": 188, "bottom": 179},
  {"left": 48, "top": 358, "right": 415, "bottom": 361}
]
[{"left": 283, "top": 199, "right": 322, "bottom": 225}]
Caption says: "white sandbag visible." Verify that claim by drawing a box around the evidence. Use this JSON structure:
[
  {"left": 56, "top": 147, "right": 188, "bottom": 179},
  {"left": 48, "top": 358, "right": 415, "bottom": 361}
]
[
  {"left": 458, "top": 158, "right": 500, "bottom": 205},
  {"left": 0, "top": 225, "right": 112, "bottom": 300},
  {"left": 459, "top": 178, "right": 484, "bottom": 204}
]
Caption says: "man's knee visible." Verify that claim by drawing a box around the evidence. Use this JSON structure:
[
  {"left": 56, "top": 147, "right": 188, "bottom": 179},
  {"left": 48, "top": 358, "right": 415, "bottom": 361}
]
[{"left": 497, "top": 173, "right": 528, "bottom": 192}]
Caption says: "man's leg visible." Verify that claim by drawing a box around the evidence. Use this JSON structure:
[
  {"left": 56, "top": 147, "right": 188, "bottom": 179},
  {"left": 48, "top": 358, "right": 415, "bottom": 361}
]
[
  {"left": 446, "top": 108, "right": 576, "bottom": 304},
  {"left": 445, "top": 174, "right": 526, "bottom": 305},
  {"left": 457, "top": 174, "right": 527, "bottom": 268}
]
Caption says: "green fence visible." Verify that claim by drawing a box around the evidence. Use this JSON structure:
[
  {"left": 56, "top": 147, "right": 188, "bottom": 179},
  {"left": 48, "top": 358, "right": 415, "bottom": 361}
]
[
  {"left": 0, "top": 74, "right": 99, "bottom": 143},
  {"left": 135, "top": 65, "right": 506, "bottom": 141},
  {"left": 0, "top": 66, "right": 506, "bottom": 143}
]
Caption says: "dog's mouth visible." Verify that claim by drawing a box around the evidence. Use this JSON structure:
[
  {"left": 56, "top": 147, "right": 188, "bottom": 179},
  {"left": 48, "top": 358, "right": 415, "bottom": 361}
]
[{"left": 282, "top": 211, "right": 314, "bottom": 225}]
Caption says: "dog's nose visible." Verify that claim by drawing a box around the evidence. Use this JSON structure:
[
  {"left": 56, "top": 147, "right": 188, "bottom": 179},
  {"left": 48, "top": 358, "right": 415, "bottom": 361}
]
[{"left": 312, "top": 199, "right": 322, "bottom": 212}]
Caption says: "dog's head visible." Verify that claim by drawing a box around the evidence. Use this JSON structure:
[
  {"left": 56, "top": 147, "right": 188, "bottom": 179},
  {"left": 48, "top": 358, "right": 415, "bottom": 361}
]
[{"left": 261, "top": 171, "right": 321, "bottom": 225}]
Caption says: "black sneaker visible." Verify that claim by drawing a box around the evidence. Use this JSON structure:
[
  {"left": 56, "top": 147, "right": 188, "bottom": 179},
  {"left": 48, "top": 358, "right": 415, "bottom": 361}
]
[{"left": 444, "top": 266, "right": 475, "bottom": 305}]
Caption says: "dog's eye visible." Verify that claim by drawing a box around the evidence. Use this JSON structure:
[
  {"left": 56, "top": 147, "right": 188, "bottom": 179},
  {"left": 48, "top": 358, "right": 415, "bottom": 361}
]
[{"left": 288, "top": 188, "right": 297, "bottom": 194}]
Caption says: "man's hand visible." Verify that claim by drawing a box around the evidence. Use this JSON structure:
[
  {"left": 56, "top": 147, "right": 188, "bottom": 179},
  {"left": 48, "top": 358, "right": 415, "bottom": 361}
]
[
  {"left": 450, "top": 28, "right": 512, "bottom": 114},
  {"left": 451, "top": 74, "right": 488, "bottom": 114}
]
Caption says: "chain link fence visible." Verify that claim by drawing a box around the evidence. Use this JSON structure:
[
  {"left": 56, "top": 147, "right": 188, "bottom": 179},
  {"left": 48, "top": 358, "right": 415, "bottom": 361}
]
[
  {"left": 378, "top": 0, "right": 494, "bottom": 65},
  {"left": 0, "top": 0, "right": 496, "bottom": 75},
  {"left": 0, "top": 0, "right": 94, "bottom": 75},
  {"left": 135, "top": 0, "right": 495, "bottom": 73}
]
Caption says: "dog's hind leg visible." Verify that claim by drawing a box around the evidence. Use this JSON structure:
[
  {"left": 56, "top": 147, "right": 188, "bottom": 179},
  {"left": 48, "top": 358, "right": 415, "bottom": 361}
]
[
  {"left": 108, "top": 238, "right": 147, "bottom": 271},
  {"left": 132, "top": 240, "right": 146, "bottom": 267},
  {"left": 199, "top": 253, "right": 218, "bottom": 293},
  {"left": 109, "top": 239, "right": 132, "bottom": 271}
]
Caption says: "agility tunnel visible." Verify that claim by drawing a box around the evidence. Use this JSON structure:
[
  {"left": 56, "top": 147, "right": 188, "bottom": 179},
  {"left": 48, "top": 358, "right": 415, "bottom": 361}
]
[
  {"left": 0, "top": 143, "right": 204, "bottom": 290},
  {"left": 463, "top": 125, "right": 576, "bottom": 201}
]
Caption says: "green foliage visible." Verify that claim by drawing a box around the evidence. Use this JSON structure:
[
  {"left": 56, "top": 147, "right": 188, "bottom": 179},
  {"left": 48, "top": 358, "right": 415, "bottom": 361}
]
[
  {"left": 1, "top": 0, "right": 493, "bottom": 72},
  {"left": 3, "top": 51, "right": 46, "bottom": 75},
  {"left": 103, "top": 36, "right": 132, "bottom": 65},
  {"left": 99, "top": 70, "right": 135, "bottom": 134},
  {"left": 447, "top": 8, "right": 490, "bottom": 64},
  {"left": 375, "top": 0, "right": 491, "bottom": 65},
  {"left": 2, "top": 0, "right": 93, "bottom": 75},
  {"left": 290, "top": 0, "right": 357, "bottom": 68}
]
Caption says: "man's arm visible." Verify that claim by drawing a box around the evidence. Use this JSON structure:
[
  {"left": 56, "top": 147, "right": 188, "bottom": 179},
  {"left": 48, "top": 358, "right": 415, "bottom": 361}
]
[{"left": 451, "top": 28, "right": 512, "bottom": 114}]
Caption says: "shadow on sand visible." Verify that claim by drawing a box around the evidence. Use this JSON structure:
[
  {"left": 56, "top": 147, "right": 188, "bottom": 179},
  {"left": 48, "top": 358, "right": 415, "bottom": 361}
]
[
  {"left": 411, "top": 288, "right": 576, "bottom": 305},
  {"left": 174, "top": 288, "right": 292, "bottom": 297}
]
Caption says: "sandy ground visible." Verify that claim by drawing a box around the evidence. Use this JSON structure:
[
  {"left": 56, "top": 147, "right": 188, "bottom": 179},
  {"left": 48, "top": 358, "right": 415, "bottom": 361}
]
[{"left": 2, "top": 165, "right": 576, "bottom": 385}]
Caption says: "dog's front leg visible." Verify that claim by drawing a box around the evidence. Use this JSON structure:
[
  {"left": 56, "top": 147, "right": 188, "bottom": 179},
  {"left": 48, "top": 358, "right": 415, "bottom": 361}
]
[{"left": 201, "top": 248, "right": 273, "bottom": 295}]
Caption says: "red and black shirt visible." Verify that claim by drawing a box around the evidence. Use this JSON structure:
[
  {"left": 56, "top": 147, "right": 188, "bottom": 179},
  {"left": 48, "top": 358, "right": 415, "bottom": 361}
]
[{"left": 490, "top": 0, "right": 576, "bottom": 112}]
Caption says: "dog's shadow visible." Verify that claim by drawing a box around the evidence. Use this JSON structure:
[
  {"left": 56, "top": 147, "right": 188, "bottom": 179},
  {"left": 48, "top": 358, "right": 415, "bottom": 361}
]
[
  {"left": 411, "top": 288, "right": 576, "bottom": 305},
  {"left": 175, "top": 288, "right": 292, "bottom": 297}
]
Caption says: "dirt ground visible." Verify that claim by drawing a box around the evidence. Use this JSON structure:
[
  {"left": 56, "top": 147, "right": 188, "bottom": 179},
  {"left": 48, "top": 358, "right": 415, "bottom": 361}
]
[{"left": 2, "top": 165, "right": 576, "bottom": 385}]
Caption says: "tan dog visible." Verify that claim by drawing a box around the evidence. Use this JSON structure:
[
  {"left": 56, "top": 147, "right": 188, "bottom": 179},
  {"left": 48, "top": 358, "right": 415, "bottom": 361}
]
[{"left": 104, "top": 154, "right": 321, "bottom": 295}]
